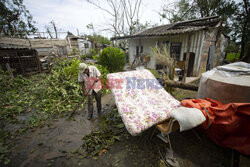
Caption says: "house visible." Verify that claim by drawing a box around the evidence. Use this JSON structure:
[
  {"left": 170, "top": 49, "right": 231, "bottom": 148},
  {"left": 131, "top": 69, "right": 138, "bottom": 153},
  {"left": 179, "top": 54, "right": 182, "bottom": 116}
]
[
  {"left": 0, "top": 37, "right": 70, "bottom": 57},
  {"left": 111, "top": 16, "right": 228, "bottom": 77},
  {"left": 66, "top": 35, "right": 92, "bottom": 55},
  {"left": 0, "top": 34, "right": 93, "bottom": 58}
]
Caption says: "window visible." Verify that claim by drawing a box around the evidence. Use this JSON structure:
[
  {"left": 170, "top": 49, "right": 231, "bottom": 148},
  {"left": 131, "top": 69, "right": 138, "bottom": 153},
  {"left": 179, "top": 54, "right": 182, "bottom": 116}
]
[
  {"left": 136, "top": 46, "right": 139, "bottom": 56},
  {"left": 136, "top": 46, "right": 143, "bottom": 56},
  {"left": 164, "top": 41, "right": 169, "bottom": 48},
  {"left": 84, "top": 43, "right": 89, "bottom": 48},
  {"left": 157, "top": 41, "right": 169, "bottom": 48},
  {"left": 170, "top": 42, "right": 181, "bottom": 60}
]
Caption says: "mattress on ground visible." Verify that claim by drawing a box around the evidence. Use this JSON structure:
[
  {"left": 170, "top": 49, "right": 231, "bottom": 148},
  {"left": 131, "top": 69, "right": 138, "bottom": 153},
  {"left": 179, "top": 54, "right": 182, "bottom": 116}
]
[{"left": 107, "top": 69, "right": 180, "bottom": 136}]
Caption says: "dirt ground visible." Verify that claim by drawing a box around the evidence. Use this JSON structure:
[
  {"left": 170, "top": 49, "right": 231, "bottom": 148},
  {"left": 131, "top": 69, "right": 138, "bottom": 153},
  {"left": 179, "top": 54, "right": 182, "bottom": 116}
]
[{"left": 2, "top": 92, "right": 250, "bottom": 167}]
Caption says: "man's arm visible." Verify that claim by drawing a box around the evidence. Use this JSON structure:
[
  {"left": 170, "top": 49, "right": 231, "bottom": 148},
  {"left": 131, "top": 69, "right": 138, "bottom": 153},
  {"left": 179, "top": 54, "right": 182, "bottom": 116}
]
[
  {"left": 80, "top": 81, "right": 88, "bottom": 96},
  {"left": 78, "top": 71, "right": 88, "bottom": 96},
  {"left": 95, "top": 75, "right": 102, "bottom": 82}
]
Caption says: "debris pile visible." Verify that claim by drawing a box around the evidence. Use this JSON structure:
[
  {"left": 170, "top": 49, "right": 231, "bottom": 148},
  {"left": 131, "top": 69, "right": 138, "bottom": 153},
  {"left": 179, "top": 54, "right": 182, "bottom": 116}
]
[
  {"left": 0, "top": 58, "right": 110, "bottom": 127},
  {"left": 78, "top": 108, "right": 129, "bottom": 158}
]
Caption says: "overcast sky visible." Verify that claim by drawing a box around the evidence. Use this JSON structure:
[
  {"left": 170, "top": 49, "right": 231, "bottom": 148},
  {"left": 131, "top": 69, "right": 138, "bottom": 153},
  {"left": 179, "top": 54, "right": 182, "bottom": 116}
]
[{"left": 24, "top": 0, "right": 166, "bottom": 38}]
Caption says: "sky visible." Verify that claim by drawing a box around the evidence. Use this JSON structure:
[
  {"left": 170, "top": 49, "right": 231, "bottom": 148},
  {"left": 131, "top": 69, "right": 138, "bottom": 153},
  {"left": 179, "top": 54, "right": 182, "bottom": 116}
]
[{"left": 24, "top": 0, "right": 167, "bottom": 38}]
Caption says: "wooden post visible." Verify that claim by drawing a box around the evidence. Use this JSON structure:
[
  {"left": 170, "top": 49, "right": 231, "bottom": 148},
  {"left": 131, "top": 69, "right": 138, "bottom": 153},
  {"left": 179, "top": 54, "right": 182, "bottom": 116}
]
[
  {"left": 183, "top": 33, "right": 192, "bottom": 82},
  {"left": 139, "top": 38, "right": 142, "bottom": 64},
  {"left": 34, "top": 50, "right": 41, "bottom": 72},
  {"left": 77, "top": 28, "right": 79, "bottom": 36},
  {"left": 68, "top": 37, "right": 72, "bottom": 49},
  {"left": 131, "top": 38, "right": 142, "bottom": 68},
  {"left": 17, "top": 52, "right": 24, "bottom": 74},
  {"left": 25, "top": 32, "right": 32, "bottom": 49}
]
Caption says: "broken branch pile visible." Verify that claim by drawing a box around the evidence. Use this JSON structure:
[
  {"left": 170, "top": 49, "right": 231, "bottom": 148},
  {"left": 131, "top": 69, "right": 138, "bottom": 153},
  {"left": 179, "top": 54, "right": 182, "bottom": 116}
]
[
  {"left": 79, "top": 108, "right": 128, "bottom": 158},
  {"left": 0, "top": 58, "right": 110, "bottom": 127}
]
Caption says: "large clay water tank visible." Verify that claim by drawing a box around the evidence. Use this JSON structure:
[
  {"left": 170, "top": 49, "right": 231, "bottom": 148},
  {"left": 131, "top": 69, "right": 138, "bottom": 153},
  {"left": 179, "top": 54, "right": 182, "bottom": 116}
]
[{"left": 197, "top": 62, "right": 250, "bottom": 104}]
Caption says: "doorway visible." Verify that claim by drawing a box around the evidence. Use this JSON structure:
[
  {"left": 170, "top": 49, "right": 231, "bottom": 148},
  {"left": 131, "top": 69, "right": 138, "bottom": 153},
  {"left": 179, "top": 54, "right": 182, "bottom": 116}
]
[{"left": 184, "top": 52, "right": 195, "bottom": 77}]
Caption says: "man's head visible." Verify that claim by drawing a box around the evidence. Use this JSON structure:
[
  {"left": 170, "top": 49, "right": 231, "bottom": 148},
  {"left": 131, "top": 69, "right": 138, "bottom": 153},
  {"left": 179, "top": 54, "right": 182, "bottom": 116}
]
[{"left": 79, "top": 63, "right": 89, "bottom": 74}]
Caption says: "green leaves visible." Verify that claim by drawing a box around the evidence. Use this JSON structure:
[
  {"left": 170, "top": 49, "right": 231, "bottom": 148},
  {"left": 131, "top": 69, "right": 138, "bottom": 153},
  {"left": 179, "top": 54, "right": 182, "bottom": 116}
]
[
  {"left": 1, "top": 60, "right": 113, "bottom": 163},
  {"left": 116, "top": 123, "right": 125, "bottom": 129},
  {"left": 81, "top": 108, "right": 128, "bottom": 158},
  {"left": 0, "top": 130, "right": 11, "bottom": 165},
  {"left": 0, "top": 58, "right": 111, "bottom": 127},
  {"left": 87, "top": 34, "right": 111, "bottom": 45},
  {"left": 98, "top": 47, "right": 126, "bottom": 73},
  {"left": 0, "top": 0, "right": 37, "bottom": 36}
]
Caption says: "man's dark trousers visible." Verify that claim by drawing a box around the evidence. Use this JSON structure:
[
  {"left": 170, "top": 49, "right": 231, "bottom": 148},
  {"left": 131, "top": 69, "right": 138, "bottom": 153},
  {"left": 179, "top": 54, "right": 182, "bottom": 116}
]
[{"left": 88, "top": 91, "right": 101, "bottom": 118}]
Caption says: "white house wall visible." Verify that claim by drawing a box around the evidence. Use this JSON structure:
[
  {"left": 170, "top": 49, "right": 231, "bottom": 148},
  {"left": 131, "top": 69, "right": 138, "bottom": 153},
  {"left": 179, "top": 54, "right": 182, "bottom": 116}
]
[
  {"left": 78, "top": 39, "right": 92, "bottom": 55},
  {"left": 128, "top": 38, "right": 157, "bottom": 69},
  {"left": 128, "top": 30, "right": 205, "bottom": 74}
]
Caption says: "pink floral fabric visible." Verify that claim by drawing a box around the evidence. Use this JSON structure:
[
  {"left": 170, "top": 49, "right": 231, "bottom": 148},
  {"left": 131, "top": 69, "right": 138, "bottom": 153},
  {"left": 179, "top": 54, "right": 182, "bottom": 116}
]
[{"left": 107, "top": 69, "right": 180, "bottom": 136}]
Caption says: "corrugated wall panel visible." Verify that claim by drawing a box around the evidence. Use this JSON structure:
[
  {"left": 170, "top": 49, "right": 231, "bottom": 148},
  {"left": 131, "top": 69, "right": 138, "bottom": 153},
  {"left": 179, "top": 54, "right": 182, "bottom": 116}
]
[
  {"left": 195, "top": 30, "right": 206, "bottom": 74},
  {"left": 190, "top": 33, "right": 196, "bottom": 53},
  {"left": 180, "top": 33, "right": 186, "bottom": 60},
  {"left": 194, "top": 31, "right": 202, "bottom": 69}
]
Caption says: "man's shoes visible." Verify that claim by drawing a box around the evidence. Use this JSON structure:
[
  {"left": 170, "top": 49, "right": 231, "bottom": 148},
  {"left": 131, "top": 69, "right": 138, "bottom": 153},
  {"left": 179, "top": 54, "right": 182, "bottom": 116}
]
[{"left": 87, "top": 114, "right": 92, "bottom": 120}]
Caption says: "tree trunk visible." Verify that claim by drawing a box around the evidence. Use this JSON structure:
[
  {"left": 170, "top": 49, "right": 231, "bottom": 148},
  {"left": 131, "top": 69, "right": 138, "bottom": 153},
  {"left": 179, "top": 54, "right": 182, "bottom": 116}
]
[
  {"left": 162, "top": 79, "right": 198, "bottom": 91},
  {"left": 239, "top": 22, "right": 246, "bottom": 59},
  {"left": 240, "top": 0, "right": 250, "bottom": 60}
]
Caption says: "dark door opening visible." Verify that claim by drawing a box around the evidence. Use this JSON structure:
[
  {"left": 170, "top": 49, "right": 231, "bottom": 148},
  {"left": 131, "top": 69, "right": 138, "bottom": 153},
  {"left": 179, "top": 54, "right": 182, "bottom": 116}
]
[
  {"left": 184, "top": 52, "right": 195, "bottom": 77},
  {"left": 206, "top": 45, "right": 215, "bottom": 71}
]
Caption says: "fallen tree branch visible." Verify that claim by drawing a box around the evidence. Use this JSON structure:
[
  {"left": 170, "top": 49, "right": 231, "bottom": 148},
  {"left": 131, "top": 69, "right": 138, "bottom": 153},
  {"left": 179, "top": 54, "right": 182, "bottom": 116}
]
[{"left": 162, "top": 79, "right": 198, "bottom": 91}]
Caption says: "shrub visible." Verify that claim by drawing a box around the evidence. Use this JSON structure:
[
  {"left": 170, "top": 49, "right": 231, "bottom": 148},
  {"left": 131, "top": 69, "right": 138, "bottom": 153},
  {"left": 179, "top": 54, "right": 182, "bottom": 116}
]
[
  {"left": 226, "top": 53, "right": 240, "bottom": 61},
  {"left": 98, "top": 47, "right": 126, "bottom": 72},
  {"left": 69, "top": 48, "right": 80, "bottom": 56},
  {"left": 87, "top": 48, "right": 99, "bottom": 59},
  {"left": 80, "top": 54, "right": 87, "bottom": 60}
]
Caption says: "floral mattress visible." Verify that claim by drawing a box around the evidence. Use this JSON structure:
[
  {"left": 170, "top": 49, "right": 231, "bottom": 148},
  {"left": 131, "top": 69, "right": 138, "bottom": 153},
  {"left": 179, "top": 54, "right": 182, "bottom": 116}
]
[{"left": 107, "top": 69, "right": 180, "bottom": 136}]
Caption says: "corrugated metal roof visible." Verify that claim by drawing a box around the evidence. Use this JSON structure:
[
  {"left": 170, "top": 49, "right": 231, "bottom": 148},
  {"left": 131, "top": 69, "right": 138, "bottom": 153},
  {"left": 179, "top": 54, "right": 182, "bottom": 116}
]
[{"left": 111, "top": 16, "right": 221, "bottom": 40}]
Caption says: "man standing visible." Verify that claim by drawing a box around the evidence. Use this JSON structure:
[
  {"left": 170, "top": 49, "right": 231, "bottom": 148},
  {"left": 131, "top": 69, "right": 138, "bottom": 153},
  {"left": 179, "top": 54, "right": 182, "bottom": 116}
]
[{"left": 78, "top": 63, "right": 102, "bottom": 120}]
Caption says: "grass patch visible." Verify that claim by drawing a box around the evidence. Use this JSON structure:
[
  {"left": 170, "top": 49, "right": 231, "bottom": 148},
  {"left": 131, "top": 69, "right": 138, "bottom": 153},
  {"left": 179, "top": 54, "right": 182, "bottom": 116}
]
[{"left": 172, "top": 88, "right": 197, "bottom": 101}]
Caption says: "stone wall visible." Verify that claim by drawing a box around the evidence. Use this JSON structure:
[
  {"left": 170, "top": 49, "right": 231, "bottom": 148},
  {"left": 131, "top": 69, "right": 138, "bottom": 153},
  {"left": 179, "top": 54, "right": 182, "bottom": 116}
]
[
  {"left": 199, "top": 28, "right": 218, "bottom": 75},
  {"left": 213, "top": 33, "right": 228, "bottom": 67},
  {"left": 198, "top": 28, "right": 228, "bottom": 76}
]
